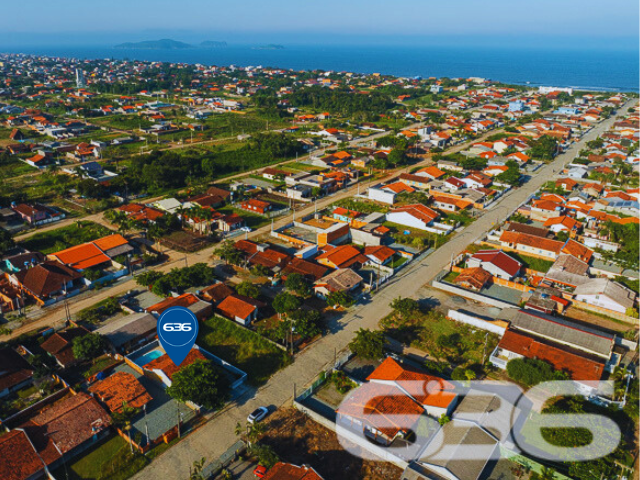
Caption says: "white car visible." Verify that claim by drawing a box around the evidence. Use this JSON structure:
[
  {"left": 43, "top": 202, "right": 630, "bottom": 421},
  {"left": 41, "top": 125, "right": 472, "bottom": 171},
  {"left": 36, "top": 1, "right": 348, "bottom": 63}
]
[
  {"left": 240, "top": 226, "right": 252, "bottom": 233},
  {"left": 247, "top": 406, "right": 269, "bottom": 424}
]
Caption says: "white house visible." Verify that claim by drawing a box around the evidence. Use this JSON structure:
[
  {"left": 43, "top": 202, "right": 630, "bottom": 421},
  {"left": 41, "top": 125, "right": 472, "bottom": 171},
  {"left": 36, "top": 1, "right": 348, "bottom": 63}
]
[
  {"left": 386, "top": 204, "right": 438, "bottom": 231},
  {"left": 467, "top": 250, "right": 522, "bottom": 280},
  {"left": 574, "top": 279, "right": 637, "bottom": 314}
]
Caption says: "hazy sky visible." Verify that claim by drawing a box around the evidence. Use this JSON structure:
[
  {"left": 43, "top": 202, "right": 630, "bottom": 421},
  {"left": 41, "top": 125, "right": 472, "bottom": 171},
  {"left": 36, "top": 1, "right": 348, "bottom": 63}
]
[{"left": 1, "top": 0, "right": 638, "bottom": 48}]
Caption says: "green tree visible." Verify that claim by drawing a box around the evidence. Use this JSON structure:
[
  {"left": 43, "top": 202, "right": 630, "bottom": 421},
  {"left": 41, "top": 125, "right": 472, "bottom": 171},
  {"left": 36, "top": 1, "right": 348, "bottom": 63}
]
[
  {"left": 72, "top": 333, "right": 105, "bottom": 362},
  {"left": 506, "top": 358, "right": 568, "bottom": 387},
  {"left": 284, "top": 273, "right": 311, "bottom": 297},
  {"left": 438, "top": 414, "right": 451, "bottom": 426},
  {"left": 167, "top": 360, "right": 230, "bottom": 410},
  {"left": 135, "top": 270, "right": 164, "bottom": 287},
  {"left": 215, "top": 240, "right": 241, "bottom": 265},
  {"left": 326, "top": 290, "right": 354, "bottom": 308},
  {"left": 390, "top": 297, "right": 420, "bottom": 319},
  {"left": 349, "top": 328, "right": 385, "bottom": 360},
  {"left": 250, "top": 444, "right": 280, "bottom": 469},
  {"left": 0, "top": 228, "right": 15, "bottom": 256},
  {"left": 272, "top": 292, "right": 302, "bottom": 316},
  {"left": 236, "top": 281, "right": 260, "bottom": 299},
  {"left": 189, "top": 457, "right": 206, "bottom": 480}
]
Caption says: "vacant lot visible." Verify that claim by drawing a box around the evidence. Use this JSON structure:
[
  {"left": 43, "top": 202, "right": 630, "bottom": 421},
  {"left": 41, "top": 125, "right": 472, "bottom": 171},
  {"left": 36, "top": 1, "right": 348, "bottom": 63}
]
[
  {"left": 381, "top": 310, "right": 499, "bottom": 370},
  {"left": 198, "top": 316, "right": 290, "bottom": 385},
  {"left": 20, "top": 221, "right": 113, "bottom": 254},
  {"left": 261, "top": 408, "right": 402, "bottom": 480}
]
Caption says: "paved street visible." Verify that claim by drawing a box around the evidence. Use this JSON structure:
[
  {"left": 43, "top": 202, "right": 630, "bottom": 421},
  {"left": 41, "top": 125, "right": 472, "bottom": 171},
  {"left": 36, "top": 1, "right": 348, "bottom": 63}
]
[{"left": 129, "top": 101, "right": 635, "bottom": 478}]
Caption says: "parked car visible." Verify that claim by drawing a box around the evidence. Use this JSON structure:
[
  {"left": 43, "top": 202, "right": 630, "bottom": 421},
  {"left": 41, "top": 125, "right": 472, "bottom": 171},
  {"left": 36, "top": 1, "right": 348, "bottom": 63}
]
[
  {"left": 253, "top": 465, "right": 268, "bottom": 478},
  {"left": 247, "top": 406, "right": 269, "bottom": 424}
]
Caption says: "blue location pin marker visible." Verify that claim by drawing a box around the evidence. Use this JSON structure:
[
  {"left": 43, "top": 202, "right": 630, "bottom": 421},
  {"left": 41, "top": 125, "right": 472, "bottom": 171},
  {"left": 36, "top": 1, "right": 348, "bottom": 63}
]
[{"left": 157, "top": 307, "right": 199, "bottom": 367}]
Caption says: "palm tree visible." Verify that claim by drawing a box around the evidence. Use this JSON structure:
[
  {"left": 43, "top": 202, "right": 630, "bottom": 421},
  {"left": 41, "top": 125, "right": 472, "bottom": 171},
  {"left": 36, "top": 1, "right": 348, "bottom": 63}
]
[
  {"left": 540, "top": 466, "right": 556, "bottom": 480},
  {"left": 235, "top": 421, "right": 265, "bottom": 448},
  {"left": 189, "top": 457, "right": 206, "bottom": 480}
]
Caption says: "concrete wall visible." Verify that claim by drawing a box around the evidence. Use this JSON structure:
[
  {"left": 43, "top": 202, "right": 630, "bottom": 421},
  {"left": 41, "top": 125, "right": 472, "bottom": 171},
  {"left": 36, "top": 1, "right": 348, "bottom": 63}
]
[
  {"left": 432, "top": 275, "right": 517, "bottom": 309},
  {"left": 447, "top": 310, "right": 508, "bottom": 336}
]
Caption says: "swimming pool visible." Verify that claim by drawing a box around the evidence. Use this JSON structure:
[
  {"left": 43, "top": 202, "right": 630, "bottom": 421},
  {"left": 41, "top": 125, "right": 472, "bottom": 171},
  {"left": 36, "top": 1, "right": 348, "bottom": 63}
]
[{"left": 133, "top": 349, "right": 163, "bottom": 367}]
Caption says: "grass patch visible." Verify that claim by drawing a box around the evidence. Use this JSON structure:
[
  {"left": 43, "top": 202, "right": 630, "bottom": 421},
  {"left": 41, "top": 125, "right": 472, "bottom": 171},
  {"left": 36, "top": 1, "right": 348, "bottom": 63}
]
[
  {"left": 508, "top": 252, "right": 554, "bottom": 273},
  {"left": 388, "top": 255, "right": 408, "bottom": 269},
  {"left": 52, "top": 434, "right": 150, "bottom": 480},
  {"left": 198, "top": 316, "right": 291, "bottom": 385},
  {"left": 381, "top": 310, "right": 499, "bottom": 368},
  {"left": 20, "top": 221, "right": 114, "bottom": 254},
  {"left": 218, "top": 206, "right": 271, "bottom": 230},
  {"left": 442, "top": 271, "right": 460, "bottom": 283}
]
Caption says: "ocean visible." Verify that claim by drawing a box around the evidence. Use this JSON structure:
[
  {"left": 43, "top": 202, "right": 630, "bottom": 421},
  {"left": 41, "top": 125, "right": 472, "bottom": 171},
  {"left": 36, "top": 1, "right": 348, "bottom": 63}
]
[{"left": 2, "top": 44, "right": 638, "bottom": 92}]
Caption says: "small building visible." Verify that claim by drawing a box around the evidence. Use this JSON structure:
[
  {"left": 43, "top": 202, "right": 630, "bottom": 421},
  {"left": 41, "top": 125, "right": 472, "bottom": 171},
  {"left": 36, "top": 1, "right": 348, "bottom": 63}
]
[
  {"left": 216, "top": 294, "right": 262, "bottom": 326},
  {"left": 96, "top": 312, "right": 158, "bottom": 353},
  {"left": 146, "top": 293, "right": 212, "bottom": 321},
  {"left": 454, "top": 267, "right": 492, "bottom": 291},
  {"left": 313, "top": 268, "right": 363, "bottom": 298},
  {"left": 467, "top": 250, "right": 522, "bottom": 280},
  {"left": 0, "top": 348, "right": 34, "bottom": 398},
  {"left": 40, "top": 326, "right": 91, "bottom": 368},
  {"left": 240, "top": 198, "right": 272, "bottom": 215},
  {"left": 88, "top": 371, "right": 152, "bottom": 413},
  {"left": 574, "top": 278, "right": 637, "bottom": 314},
  {"left": 263, "top": 462, "right": 325, "bottom": 480}
]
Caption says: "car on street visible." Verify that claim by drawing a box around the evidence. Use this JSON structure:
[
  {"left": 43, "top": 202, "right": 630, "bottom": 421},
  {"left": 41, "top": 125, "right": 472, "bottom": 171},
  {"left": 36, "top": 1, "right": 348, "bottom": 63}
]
[
  {"left": 247, "top": 406, "right": 269, "bottom": 424},
  {"left": 253, "top": 465, "right": 268, "bottom": 478}
]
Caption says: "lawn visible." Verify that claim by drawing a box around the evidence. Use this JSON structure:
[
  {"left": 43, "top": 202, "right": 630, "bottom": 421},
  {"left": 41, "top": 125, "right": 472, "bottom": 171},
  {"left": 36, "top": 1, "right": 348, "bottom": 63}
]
[
  {"left": 388, "top": 254, "right": 408, "bottom": 269},
  {"left": 198, "top": 316, "right": 291, "bottom": 385},
  {"left": 381, "top": 310, "right": 499, "bottom": 369},
  {"left": 20, "top": 221, "right": 114, "bottom": 254},
  {"left": 218, "top": 206, "right": 272, "bottom": 230},
  {"left": 54, "top": 434, "right": 153, "bottom": 480},
  {"left": 508, "top": 252, "right": 555, "bottom": 273}
]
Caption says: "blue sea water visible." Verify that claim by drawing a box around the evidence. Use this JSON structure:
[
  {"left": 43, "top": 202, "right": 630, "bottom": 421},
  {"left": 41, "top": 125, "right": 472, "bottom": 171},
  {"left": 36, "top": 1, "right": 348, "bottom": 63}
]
[{"left": 2, "top": 44, "right": 638, "bottom": 92}]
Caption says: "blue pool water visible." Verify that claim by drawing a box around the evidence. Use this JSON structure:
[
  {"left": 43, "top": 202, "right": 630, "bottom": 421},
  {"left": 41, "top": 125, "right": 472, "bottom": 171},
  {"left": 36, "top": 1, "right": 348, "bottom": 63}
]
[{"left": 133, "top": 349, "right": 163, "bottom": 366}]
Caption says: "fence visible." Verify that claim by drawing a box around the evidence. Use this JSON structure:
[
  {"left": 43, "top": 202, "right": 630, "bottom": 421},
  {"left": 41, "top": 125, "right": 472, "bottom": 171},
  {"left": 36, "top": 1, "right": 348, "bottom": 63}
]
[
  {"left": 499, "top": 445, "right": 572, "bottom": 480},
  {"left": 204, "top": 440, "right": 247, "bottom": 479},
  {"left": 570, "top": 299, "right": 638, "bottom": 324},
  {"left": 447, "top": 309, "right": 508, "bottom": 336},
  {"left": 432, "top": 272, "right": 518, "bottom": 309}
]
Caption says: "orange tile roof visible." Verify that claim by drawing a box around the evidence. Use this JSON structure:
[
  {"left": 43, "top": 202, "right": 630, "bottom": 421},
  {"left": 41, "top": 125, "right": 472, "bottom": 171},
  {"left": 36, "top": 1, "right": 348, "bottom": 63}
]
[
  {"left": 499, "top": 231, "right": 564, "bottom": 254},
  {"left": 316, "top": 245, "right": 367, "bottom": 269},
  {"left": 543, "top": 216, "right": 580, "bottom": 230},
  {"left": 147, "top": 293, "right": 200, "bottom": 315},
  {"left": 217, "top": 294, "right": 257, "bottom": 320},
  {"left": 367, "top": 357, "right": 457, "bottom": 409},
  {"left": 338, "top": 381, "right": 425, "bottom": 438},
  {"left": 384, "top": 182, "right": 415, "bottom": 194},
  {"left": 562, "top": 239, "right": 593, "bottom": 263},
  {"left": 0, "top": 430, "right": 47, "bottom": 480},
  {"left": 146, "top": 349, "right": 208, "bottom": 380},
  {"left": 88, "top": 371, "right": 152, "bottom": 413},
  {"left": 93, "top": 234, "right": 129, "bottom": 252},
  {"left": 417, "top": 165, "right": 446, "bottom": 179},
  {"left": 263, "top": 462, "right": 324, "bottom": 480},
  {"left": 498, "top": 330, "right": 604, "bottom": 382},
  {"left": 51, "top": 243, "right": 111, "bottom": 270},
  {"left": 390, "top": 204, "right": 439, "bottom": 224}
]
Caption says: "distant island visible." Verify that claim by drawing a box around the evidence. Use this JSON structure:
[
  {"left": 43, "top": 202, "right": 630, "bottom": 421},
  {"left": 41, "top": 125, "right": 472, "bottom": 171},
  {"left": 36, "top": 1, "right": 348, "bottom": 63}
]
[
  {"left": 252, "top": 44, "right": 285, "bottom": 50},
  {"left": 200, "top": 41, "right": 227, "bottom": 48},
  {"left": 115, "top": 39, "right": 194, "bottom": 50}
]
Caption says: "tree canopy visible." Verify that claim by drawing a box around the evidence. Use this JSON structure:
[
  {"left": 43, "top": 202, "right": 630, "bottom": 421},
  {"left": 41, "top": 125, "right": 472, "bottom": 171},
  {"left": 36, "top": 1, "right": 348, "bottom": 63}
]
[
  {"left": 167, "top": 360, "right": 230, "bottom": 410},
  {"left": 349, "top": 328, "right": 385, "bottom": 360}
]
